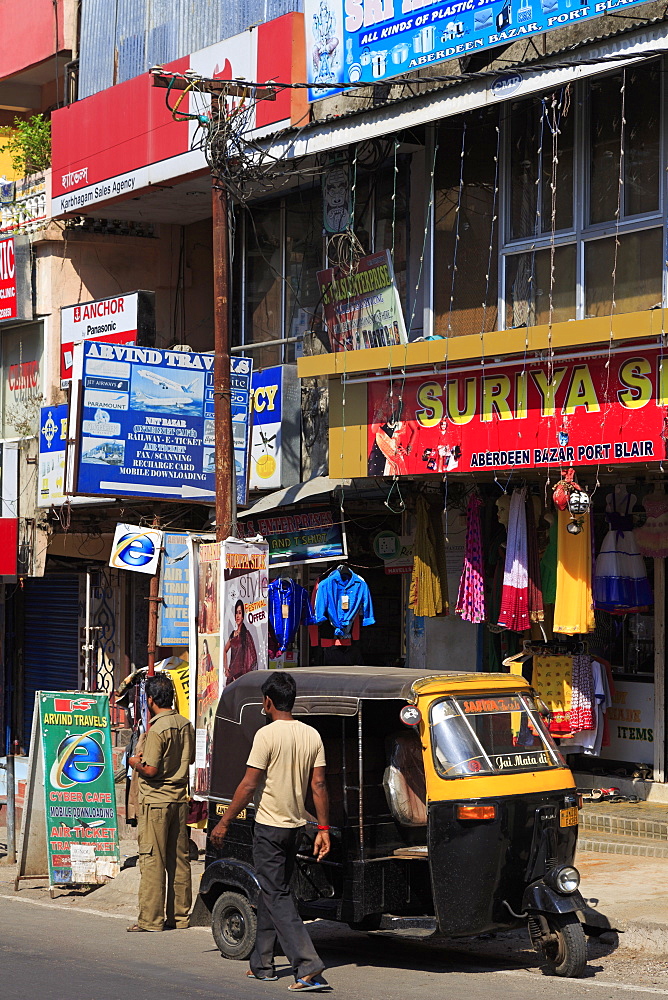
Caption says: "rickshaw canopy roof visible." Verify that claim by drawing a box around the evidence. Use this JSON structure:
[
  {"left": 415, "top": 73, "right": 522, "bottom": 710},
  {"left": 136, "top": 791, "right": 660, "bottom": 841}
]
[{"left": 216, "top": 667, "right": 532, "bottom": 724}]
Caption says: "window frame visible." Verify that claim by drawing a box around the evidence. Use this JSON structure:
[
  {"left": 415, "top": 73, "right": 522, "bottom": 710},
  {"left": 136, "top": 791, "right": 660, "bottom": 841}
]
[{"left": 497, "top": 58, "right": 665, "bottom": 330}]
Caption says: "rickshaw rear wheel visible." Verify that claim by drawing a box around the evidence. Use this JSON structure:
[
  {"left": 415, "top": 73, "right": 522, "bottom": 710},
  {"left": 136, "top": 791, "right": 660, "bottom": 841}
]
[
  {"left": 529, "top": 912, "right": 587, "bottom": 978},
  {"left": 211, "top": 890, "right": 257, "bottom": 960}
]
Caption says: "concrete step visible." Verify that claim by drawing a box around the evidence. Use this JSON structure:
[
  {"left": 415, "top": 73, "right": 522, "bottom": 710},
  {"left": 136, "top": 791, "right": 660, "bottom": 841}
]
[
  {"left": 580, "top": 801, "right": 668, "bottom": 842},
  {"left": 578, "top": 830, "right": 668, "bottom": 858}
]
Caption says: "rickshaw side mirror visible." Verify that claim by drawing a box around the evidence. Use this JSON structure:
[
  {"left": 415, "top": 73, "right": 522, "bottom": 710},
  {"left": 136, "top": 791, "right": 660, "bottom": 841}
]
[{"left": 536, "top": 697, "right": 551, "bottom": 720}]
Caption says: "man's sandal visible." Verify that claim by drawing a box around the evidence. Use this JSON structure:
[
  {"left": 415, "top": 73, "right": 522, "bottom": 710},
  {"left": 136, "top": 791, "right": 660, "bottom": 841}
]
[
  {"left": 247, "top": 970, "right": 278, "bottom": 982},
  {"left": 126, "top": 924, "right": 154, "bottom": 932},
  {"left": 288, "top": 977, "right": 329, "bottom": 991}
]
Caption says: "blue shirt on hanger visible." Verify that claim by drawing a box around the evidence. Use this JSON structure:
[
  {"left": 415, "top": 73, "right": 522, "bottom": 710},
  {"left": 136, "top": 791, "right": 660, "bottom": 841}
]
[
  {"left": 314, "top": 568, "right": 375, "bottom": 639},
  {"left": 268, "top": 578, "right": 316, "bottom": 655}
]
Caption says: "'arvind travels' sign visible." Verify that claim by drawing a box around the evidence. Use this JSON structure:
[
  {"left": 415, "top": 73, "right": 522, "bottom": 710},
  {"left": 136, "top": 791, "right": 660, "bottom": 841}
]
[{"left": 367, "top": 347, "right": 668, "bottom": 475}]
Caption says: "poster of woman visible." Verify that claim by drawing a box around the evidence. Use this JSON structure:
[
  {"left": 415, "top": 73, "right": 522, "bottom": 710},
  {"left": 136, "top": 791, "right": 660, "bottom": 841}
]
[
  {"left": 221, "top": 538, "right": 269, "bottom": 688},
  {"left": 198, "top": 543, "right": 220, "bottom": 634},
  {"left": 194, "top": 633, "right": 220, "bottom": 795}
]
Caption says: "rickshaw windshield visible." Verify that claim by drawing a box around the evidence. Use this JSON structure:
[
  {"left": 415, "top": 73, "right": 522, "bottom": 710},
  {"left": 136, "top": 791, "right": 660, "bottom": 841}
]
[{"left": 430, "top": 693, "right": 565, "bottom": 778}]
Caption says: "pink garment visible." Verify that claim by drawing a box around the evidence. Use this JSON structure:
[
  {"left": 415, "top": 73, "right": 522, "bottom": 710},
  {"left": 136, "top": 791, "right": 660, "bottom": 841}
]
[
  {"left": 456, "top": 493, "right": 486, "bottom": 623},
  {"left": 569, "top": 654, "right": 595, "bottom": 734},
  {"left": 497, "top": 488, "right": 530, "bottom": 632},
  {"left": 635, "top": 493, "right": 668, "bottom": 558}
]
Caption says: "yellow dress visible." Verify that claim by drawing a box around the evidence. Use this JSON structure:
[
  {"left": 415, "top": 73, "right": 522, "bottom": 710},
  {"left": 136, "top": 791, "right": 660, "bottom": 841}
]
[
  {"left": 532, "top": 655, "right": 573, "bottom": 735},
  {"left": 553, "top": 509, "right": 595, "bottom": 635}
]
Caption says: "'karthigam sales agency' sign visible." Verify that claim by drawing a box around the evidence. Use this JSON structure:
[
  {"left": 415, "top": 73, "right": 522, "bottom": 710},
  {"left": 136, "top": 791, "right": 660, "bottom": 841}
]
[{"left": 304, "top": 0, "right": 652, "bottom": 100}]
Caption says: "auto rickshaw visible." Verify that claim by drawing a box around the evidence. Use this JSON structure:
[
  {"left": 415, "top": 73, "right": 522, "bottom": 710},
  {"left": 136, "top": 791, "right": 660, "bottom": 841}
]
[{"left": 200, "top": 667, "right": 587, "bottom": 978}]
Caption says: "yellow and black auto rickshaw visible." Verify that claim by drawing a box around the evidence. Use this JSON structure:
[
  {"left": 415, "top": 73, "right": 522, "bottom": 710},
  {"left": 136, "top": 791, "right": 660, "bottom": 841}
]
[{"left": 201, "top": 667, "right": 587, "bottom": 978}]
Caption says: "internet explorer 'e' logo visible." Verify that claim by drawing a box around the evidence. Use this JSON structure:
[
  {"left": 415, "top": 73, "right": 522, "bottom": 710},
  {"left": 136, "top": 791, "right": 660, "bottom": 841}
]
[{"left": 114, "top": 532, "right": 156, "bottom": 568}]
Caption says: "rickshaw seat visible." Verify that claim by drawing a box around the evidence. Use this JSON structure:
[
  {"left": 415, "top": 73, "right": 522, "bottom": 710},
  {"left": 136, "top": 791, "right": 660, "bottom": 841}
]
[{"left": 383, "top": 732, "right": 427, "bottom": 827}]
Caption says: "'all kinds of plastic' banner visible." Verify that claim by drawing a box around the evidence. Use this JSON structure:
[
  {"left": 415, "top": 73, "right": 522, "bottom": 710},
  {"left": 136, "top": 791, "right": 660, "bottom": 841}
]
[{"left": 304, "top": 0, "right": 639, "bottom": 100}]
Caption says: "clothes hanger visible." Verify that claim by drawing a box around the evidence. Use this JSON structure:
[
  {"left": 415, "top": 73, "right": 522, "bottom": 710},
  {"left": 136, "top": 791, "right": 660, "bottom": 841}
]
[{"left": 337, "top": 562, "right": 352, "bottom": 580}]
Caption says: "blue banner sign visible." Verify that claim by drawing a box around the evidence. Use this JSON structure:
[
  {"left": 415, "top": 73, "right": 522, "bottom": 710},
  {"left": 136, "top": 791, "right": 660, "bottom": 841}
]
[
  {"left": 304, "top": 0, "right": 632, "bottom": 100},
  {"left": 158, "top": 531, "right": 191, "bottom": 644},
  {"left": 231, "top": 356, "right": 253, "bottom": 506},
  {"left": 74, "top": 343, "right": 252, "bottom": 503}
]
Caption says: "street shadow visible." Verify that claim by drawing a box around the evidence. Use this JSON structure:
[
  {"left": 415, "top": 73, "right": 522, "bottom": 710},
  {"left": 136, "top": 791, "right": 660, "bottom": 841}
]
[{"left": 122, "top": 854, "right": 139, "bottom": 870}]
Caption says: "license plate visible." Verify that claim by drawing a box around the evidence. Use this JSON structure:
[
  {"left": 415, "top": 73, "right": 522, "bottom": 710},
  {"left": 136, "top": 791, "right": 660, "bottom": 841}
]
[{"left": 560, "top": 806, "right": 578, "bottom": 827}]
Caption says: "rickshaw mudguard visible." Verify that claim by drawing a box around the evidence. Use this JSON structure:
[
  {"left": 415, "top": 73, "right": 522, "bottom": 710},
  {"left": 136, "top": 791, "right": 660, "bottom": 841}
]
[
  {"left": 522, "top": 882, "right": 586, "bottom": 915},
  {"left": 199, "top": 858, "right": 261, "bottom": 907}
]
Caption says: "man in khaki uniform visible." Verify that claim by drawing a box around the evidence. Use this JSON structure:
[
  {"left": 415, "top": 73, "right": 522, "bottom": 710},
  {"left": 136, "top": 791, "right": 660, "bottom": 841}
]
[{"left": 127, "top": 672, "right": 195, "bottom": 932}]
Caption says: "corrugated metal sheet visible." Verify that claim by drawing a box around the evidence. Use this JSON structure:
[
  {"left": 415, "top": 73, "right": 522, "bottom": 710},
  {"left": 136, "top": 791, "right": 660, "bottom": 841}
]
[
  {"left": 78, "top": 0, "right": 303, "bottom": 99},
  {"left": 78, "top": 0, "right": 118, "bottom": 100},
  {"left": 22, "top": 576, "right": 81, "bottom": 746}
]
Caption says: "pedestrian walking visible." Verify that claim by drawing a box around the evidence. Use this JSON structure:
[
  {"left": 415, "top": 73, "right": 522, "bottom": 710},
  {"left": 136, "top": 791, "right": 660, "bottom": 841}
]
[
  {"left": 210, "top": 672, "right": 331, "bottom": 991},
  {"left": 126, "top": 672, "right": 196, "bottom": 932}
]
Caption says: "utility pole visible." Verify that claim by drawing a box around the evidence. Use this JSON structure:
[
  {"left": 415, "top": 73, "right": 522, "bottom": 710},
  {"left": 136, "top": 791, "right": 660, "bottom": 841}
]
[
  {"left": 147, "top": 516, "right": 162, "bottom": 677},
  {"left": 211, "top": 92, "right": 233, "bottom": 545},
  {"left": 150, "top": 71, "right": 276, "bottom": 543}
]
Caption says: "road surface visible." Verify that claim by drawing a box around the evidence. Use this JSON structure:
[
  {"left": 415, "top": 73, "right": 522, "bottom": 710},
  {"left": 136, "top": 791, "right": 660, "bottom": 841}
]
[{"left": 1, "top": 893, "right": 667, "bottom": 1000}]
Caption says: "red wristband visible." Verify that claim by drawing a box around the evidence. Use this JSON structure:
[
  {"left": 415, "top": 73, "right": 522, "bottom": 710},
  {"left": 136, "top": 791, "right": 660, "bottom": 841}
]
[{"left": 317, "top": 825, "right": 330, "bottom": 831}]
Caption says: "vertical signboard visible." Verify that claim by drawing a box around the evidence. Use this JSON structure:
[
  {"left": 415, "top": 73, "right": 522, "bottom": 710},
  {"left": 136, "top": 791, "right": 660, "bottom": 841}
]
[
  {"left": 38, "top": 404, "right": 69, "bottom": 506},
  {"left": 32, "top": 692, "right": 120, "bottom": 887},
  {"left": 0, "top": 236, "right": 17, "bottom": 321},
  {"left": 249, "top": 365, "right": 301, "bottom": 491},
  {"left": 60, "top": 290, "right": 156, "bottom": 385},
  {"left": 158, "top": 531, "right": 191, "bottom": 645},
  {"left": 194, "top": 538, "right": 269, "bottom": 796},
  {"left": 230, "top": 356, "right": 253, "bottom": 506}
]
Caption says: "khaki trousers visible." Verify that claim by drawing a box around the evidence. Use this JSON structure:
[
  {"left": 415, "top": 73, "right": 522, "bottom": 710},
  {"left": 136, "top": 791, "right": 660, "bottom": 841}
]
[{"left": 137, "top": 801, "right": 192, "bottom": 931}]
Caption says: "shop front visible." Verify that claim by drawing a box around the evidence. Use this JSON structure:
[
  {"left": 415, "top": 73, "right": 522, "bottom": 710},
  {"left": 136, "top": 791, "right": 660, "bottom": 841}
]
[{"left": 299, "top": 321, "right": 668, "bottom": 787}]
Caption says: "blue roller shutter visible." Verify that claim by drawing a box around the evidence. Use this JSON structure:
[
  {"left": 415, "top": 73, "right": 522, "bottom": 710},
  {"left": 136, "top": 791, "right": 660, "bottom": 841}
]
[{"left": 23, "top": 575, "right": 81, "bottom": 743}]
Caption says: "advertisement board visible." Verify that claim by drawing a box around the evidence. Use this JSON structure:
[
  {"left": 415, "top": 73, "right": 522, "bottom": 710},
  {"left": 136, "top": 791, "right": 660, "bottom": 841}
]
[
  {"left": 367, "top": 347, "right": 668, "bottom": 476},
  {"left": 231, "top": 356, "right": 253, "bottom": 506},
  {"left": 600, "top": 679, "right": 654, "bottom": 766},
  {"left": 0, "top": 236, "right": 17, "bottom": 321},
  {"left": 158, "top": 531, "right": 191, "bottom": 645},
  {"left": 70, "top": 341, "right": 216, "bottom": 501},
  {"left": 318, "top": 250, "right": 408, "bottom": 352},
  {"left": 37, "top": 692, "right": 120, "bottom": 886},
  {"left": 194, "top": 538, "right": 269, "bottom": 795},
  {"left": 249, "top": 365, "right": 301, "bottom": 492},
  {"left": 109, "top": 523, "right": 163, "bottom": 575},
  {"left": 60, "top": 290, "right": 155, "bottom": 385},
  {"left": 239, "top": 506, "right": 346, "bottom": 567},
  {"left": 304, "top": 0, "right": 652, "bottom": 100}
]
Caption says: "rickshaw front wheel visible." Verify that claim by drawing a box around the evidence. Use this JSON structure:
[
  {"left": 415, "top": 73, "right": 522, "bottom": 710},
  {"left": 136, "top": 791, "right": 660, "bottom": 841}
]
[
  {"left": 211, "top": 890, "right": 257, "bottom": 960},
  {"left": 529, "top": 912, "right": 587, "bottom": 978}
]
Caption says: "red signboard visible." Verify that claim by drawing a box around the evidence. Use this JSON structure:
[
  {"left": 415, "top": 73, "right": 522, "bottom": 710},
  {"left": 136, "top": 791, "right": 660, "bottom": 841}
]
[
  {"left": 0, "top": 237, "right": 17, "bottom": 322},
  {"left": 0, "top": 518, "right": 18, "bottom": 575},
  {"left": 367, "top": 347, "right": 668, "bottom": 476},
  {"left": 60, "top": 291, "right": 155, "bottom": 384}
]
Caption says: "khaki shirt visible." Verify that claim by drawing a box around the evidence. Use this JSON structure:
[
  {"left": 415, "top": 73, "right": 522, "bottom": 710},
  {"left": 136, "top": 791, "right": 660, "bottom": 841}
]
[
  {"left": 138, "top": 709, "right": 195, "bottom": 805},
  {"left": 247, "top": 720, "right": 326, "bottom": 828}
]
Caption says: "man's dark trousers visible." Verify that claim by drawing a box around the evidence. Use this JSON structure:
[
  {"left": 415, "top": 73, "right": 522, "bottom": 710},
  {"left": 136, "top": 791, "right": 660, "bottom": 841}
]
[{"left": 250, "top": 823, "right": 323, "bottom": 980}]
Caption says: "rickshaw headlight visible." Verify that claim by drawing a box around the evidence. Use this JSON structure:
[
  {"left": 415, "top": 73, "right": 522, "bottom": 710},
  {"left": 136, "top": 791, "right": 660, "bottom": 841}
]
[{"left": 554, "top": 866, "right": 580, "bottom": 894}]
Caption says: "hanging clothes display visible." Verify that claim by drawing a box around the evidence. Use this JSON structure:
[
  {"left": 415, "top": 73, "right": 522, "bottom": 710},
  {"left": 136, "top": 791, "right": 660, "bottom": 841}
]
[
  {"left": 313, "top": 567, "right": 375, "bottom": 639},
  {"left": 532, "top": 654, "right": 573, "bottom": 735},
  {"left": 268, "top": 578, "right": 316, "bottom": 657},
  {"left": 497, "top": 488, "right": 530, "bottom": 632},
  {"left": 409, "top": 495, "right": 449, "bottom": 618},
  {"left": 564, "top": 658, "right": 615, "bottom": 756},
  {"left": 539, "top": 514, "right": 558, "bottom": 605},
  {"left": 455, "top": 492, "right": 485, "bottom": 624},
  {"left": 594, "top": 488, "right": 653, "bottom": 613},
  {"left": 569, "top": 653, "right": 595, "bottom": 734},
  {"left": 554, "top": 509, "right": 595, "bottom": 635},
  {"left": 525, "top": 493, "right": 544, "bottom": 623},
  {"left": 635, "top": 485, "right": 668, "bottom": 558}
]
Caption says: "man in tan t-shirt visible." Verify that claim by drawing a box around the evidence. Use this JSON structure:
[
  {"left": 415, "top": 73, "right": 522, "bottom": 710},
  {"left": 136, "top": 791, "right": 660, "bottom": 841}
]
[{"left": 211, "top": 672, "right": 330, "bottom": 991}]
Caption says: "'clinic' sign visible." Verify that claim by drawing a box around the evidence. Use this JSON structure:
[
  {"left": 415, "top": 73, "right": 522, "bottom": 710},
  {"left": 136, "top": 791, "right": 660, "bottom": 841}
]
[{"left": 0, "top": 235, "right": 31, "bottom": 324}]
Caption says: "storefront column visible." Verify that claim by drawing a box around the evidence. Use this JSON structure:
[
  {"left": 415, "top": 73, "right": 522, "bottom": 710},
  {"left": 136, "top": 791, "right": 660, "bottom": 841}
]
[{"left": 654, "top": 557, "right": 665, "bottom": 783}]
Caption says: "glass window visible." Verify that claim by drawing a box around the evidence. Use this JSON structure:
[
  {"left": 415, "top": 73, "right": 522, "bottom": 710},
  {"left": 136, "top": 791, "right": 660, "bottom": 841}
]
[
  {"left": 589, "top": 62, "right": 661, "bottom": 225},
  {"left": 505, "top": 244, "right": 576, "bottom": 328},
  {"left": 244, "top": 199, "right": 283, "bottom": 368},
  {"left": 434, "top": 113, "right": 500, "bottom": 338},
  {"left": 373, "top": 158, "right": 409, "bottom": 309},
  {"left": 285, "top": 188, "right": 323, "bottom": 363},
  {"left": 509, "top": 94, "right": 574, "bottom": 240},
  {"left": 585, "top": 228, "right": 663, "bottom": 318},
  {"left": 430, "top": 693, "right": 564, "bottom": 779}
]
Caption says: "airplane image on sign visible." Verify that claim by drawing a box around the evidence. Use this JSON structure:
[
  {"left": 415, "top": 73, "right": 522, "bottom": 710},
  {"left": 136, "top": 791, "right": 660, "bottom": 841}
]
[
  {"left": 137, "top": 369, "right": 198, "bottom": 394},
  {"left": 135, "top": 392, "right": 196, "bottom": 408}
]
